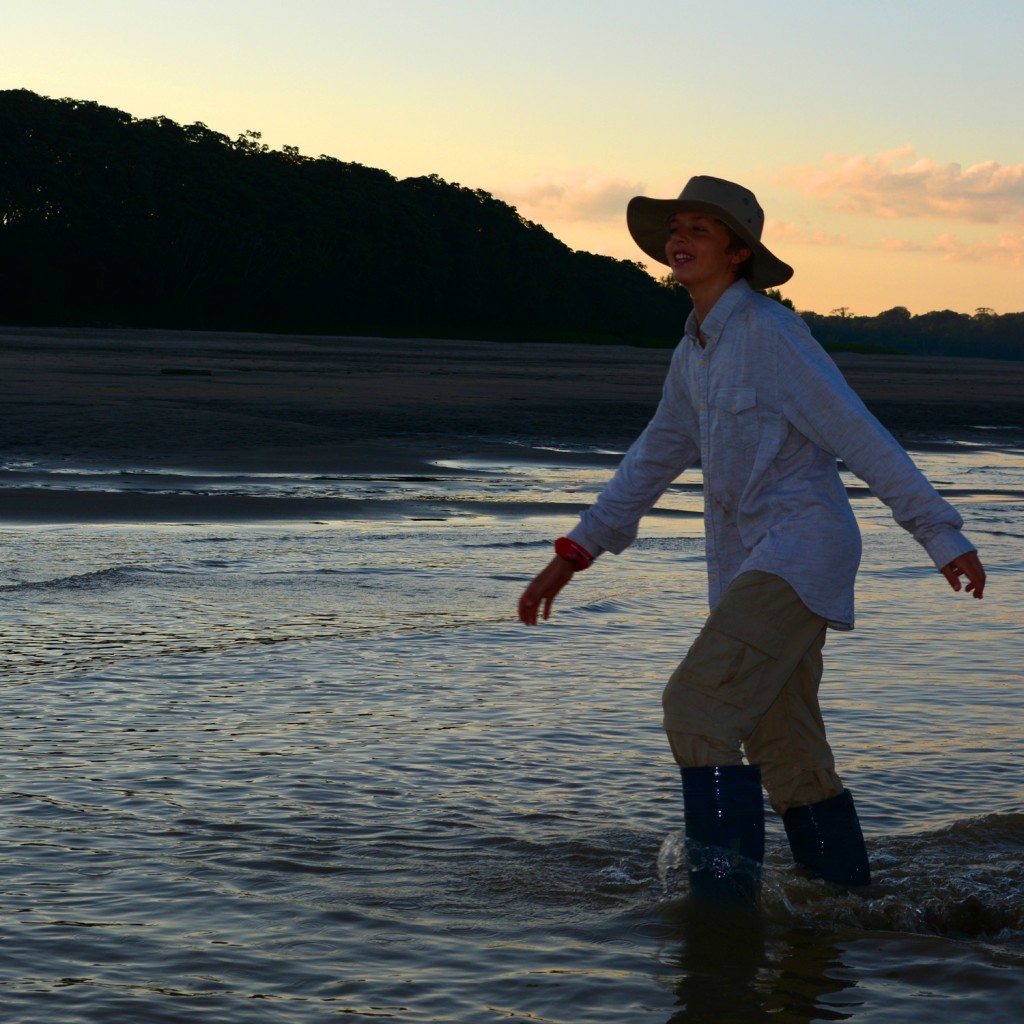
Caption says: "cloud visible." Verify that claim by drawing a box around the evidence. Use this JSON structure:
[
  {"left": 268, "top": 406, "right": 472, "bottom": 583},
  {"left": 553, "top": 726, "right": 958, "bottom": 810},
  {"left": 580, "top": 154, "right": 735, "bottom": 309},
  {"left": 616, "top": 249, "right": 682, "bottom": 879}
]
[
  {"left": 497, "top": 169, "right": 645, "bottom": 223},
  {"left": 881, "top": 237, "right": 923, "bottom": 253},
  {"left": 781, "top": 147, "right": 1024, "bottom": 223},
  {"left": 879, "top": 231, "right": 1024, "bottom": 266},
  {"left": 931, "top": 231, "right": 1024, "bottom": 266},
  {"left": 771, "top": 216, "right": 1024, "bottom": 268},
  {"left": 765, "top": 219, "right": 850, "bottom": 247}
]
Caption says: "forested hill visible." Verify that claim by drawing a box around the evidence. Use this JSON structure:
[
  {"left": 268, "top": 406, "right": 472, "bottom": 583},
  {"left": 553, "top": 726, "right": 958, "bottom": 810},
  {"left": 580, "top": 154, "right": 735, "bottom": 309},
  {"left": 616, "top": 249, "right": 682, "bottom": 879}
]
[
  {"left": 0, "top": 89, "right": 692, "bottom": 344},
  {"left": 1, "top": 89, "right": 1021, "bottom": 358}
]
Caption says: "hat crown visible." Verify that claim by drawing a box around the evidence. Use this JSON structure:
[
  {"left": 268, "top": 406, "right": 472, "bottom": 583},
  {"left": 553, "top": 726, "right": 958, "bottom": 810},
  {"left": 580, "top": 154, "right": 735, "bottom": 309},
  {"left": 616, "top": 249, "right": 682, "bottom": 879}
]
[{"left": 679, "top": 175, "right": 764, "bottom": 241}]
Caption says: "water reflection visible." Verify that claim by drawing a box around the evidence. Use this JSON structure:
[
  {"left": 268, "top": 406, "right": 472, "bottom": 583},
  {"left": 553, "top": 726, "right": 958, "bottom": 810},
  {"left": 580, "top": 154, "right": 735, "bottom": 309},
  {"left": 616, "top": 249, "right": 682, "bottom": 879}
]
[{"left": 662, "top": 902, "right": 857, "bottom": 1023}]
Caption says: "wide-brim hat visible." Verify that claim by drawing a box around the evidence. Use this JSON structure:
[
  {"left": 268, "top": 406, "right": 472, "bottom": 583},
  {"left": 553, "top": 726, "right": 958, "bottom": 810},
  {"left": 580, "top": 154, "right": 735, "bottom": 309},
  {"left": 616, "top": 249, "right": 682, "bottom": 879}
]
[{"left": 627, "top": 175, "right": 793, "bottom": 290}]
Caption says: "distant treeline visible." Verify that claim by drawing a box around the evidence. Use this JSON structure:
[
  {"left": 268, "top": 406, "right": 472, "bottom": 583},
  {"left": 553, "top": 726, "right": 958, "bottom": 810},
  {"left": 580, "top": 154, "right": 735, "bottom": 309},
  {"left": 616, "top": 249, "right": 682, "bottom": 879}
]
[
  {"left": 800, "top": 306, "right": 1024, "bottom": 362},
  {"left": 1, "top": 89, "right": 1021, "bottom": 359}
]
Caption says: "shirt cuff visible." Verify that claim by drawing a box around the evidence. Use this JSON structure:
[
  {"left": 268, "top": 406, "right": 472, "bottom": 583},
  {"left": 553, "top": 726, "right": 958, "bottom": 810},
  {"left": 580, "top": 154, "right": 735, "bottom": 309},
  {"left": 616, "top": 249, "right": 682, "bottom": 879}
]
[
  {"left": 920, "top": 525, "right": 975, "bottom": 571},
  {"left": 565, "top": 523, "right": 604, "bottom": 561}
]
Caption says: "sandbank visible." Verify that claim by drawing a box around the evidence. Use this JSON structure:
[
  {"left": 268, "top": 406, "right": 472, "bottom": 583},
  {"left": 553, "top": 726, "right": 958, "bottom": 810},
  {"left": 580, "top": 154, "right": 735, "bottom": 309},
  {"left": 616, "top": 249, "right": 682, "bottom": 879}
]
[{"left": 2, "top": 326, "right": 1022, "bottom": 524}]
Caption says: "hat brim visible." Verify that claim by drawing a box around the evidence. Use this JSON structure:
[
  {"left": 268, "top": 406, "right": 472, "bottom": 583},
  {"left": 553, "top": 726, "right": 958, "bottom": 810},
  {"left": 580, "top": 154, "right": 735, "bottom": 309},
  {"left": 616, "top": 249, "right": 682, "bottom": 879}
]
[{"left": 627, "top": 196, "right": 793, "bottom": 291}]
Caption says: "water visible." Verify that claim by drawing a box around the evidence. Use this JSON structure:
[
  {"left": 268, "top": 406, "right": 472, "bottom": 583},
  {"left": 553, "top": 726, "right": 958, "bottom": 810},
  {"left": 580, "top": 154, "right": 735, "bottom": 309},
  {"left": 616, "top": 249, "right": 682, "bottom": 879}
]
[{"left": 1, "top": 435, "right": 1023, "bottom": 1022}]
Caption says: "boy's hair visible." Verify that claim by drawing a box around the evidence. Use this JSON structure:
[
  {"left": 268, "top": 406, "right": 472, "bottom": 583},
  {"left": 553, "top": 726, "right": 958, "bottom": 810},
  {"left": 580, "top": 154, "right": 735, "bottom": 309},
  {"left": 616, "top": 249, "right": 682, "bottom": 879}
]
[{"left": 719, "top": 220, "right": 754, "bottom": 280}]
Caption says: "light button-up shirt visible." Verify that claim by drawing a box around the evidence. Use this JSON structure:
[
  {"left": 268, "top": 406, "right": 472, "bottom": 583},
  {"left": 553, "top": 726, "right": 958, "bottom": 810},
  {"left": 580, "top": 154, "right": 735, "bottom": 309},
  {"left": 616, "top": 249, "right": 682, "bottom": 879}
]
[{"left": 567, "top": 280, "right": 974, "bottom": 629}]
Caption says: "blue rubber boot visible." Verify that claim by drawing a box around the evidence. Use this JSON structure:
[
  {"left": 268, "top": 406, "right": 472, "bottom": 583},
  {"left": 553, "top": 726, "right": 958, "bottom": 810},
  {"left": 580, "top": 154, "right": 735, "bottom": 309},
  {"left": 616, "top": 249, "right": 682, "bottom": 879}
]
[
  {"left": 783, "top": 789, "right": 871, "bottom": 886},
  {"left": 681, "top": 765, "right": 765, "bottom": 906}
]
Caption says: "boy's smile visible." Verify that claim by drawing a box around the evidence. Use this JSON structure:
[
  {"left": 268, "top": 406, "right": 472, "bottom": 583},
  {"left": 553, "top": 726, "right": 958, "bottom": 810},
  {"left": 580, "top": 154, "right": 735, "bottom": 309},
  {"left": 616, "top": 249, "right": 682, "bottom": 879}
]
[
  {"left": 665, "top": 213, "right": 739, "bottom": 284},
  {"left": 665, "top": 211, "right": 751, "bottom": 319}
]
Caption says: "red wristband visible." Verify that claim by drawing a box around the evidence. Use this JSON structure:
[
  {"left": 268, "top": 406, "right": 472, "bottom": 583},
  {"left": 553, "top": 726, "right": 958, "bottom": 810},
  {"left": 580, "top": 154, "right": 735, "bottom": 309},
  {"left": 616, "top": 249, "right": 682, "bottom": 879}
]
[{"left": 554, "top": 536, "right": 594, "bottom": 570}]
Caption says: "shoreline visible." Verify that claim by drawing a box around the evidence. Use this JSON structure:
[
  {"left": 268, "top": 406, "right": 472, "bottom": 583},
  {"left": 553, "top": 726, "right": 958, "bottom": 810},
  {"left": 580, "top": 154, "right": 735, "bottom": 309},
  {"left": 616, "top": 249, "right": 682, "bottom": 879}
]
[
  {"left": 3, "top": 326, "right": 1023, "bottom": 524},
  {"left": 0, "top": 486, "right": 628, "bottom": 527}
]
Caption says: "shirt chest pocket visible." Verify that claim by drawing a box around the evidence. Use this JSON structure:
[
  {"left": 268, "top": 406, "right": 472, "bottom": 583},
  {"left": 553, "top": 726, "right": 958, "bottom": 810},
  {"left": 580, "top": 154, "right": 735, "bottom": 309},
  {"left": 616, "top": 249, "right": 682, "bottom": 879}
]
[{"left": 712, "top": 387, "right": 759, "bottom": 454}]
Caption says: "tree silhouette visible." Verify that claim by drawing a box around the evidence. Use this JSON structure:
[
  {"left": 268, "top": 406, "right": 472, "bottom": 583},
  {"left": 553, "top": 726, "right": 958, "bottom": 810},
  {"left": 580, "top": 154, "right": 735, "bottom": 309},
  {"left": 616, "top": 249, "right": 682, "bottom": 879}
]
[
  {"left": 1, "top": 89, "right": 1021, "bottom": 359},
  {"left": 0, "top": 89, "right": 692, "bottom": 343}
]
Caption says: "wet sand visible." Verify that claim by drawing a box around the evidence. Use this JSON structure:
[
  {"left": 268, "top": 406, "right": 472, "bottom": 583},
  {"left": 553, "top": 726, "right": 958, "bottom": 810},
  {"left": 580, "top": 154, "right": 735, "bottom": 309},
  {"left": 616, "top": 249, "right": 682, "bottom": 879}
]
[{"left": 2, "top": 325, "right": 1022, "bottom": 522}]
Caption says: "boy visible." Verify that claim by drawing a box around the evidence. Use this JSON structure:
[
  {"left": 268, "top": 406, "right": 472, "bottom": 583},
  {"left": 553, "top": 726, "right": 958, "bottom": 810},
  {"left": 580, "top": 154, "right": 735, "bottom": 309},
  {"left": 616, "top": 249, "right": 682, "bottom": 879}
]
[{"left": 518, "top": 176, "right": 985, "bottom": 903}]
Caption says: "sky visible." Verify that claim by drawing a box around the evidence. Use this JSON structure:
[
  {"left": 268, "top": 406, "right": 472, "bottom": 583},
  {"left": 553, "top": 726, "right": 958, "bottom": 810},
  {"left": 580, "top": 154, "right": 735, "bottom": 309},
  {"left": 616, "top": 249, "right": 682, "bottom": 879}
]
[{"left": 5, "top": 0, "right": 1023, "bottom": 315}]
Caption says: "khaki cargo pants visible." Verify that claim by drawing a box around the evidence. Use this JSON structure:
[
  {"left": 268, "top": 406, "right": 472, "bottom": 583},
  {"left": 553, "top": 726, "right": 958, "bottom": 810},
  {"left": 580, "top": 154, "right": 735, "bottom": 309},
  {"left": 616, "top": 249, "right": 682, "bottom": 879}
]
[{"left": 663, "top": 571, "right": 844, "bottom": 815}]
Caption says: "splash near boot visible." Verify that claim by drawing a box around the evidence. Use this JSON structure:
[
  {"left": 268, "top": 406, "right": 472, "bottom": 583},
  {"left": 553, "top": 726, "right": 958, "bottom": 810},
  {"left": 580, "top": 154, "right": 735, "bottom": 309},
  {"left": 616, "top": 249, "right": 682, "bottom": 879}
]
[
  {"left": 783, "top": 788, "right": 871, "bottom": 886},
  {"left": 682, "top": 764, "right": 765, "bottom": 905}
]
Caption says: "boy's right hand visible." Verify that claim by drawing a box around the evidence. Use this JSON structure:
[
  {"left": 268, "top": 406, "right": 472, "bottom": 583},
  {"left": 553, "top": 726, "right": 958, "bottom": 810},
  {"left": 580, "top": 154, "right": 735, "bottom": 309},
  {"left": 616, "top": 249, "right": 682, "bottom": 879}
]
[{"left": 518, "top": 556, "right": 577, "bottom": 625}]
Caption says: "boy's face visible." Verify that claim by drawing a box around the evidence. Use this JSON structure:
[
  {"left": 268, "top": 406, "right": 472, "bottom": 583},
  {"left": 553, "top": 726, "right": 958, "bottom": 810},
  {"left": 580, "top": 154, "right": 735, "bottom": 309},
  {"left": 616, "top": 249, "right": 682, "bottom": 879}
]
[{"left": 664, "top": 212, "right": 750, "bottom": 291}]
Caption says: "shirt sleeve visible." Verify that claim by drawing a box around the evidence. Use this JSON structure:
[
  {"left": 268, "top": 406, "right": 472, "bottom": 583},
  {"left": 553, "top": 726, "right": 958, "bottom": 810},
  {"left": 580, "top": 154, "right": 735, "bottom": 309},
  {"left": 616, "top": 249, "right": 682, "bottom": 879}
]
[
  {"left": 568, "top": 344, "right": 701, "bottom": 556},
  {"left": 775, "top": 320, "right": 976, "bottom": 570}
]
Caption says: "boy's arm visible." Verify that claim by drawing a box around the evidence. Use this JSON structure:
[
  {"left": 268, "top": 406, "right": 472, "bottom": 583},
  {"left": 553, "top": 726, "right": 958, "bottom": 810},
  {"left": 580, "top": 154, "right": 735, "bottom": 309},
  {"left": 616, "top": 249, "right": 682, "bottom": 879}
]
[
  {"left": 777, "top": 324, "right": 981, "bottom": 579},
  {"left": 518, "top": 345, "right": 700, "bottom": 624}
]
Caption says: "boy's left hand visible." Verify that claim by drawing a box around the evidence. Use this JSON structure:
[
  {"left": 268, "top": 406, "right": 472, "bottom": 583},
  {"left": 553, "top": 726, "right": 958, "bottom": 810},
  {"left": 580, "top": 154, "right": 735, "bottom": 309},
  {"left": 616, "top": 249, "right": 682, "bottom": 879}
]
[{"left": 940, "top": 551, "right": 986, "bottom": 599}]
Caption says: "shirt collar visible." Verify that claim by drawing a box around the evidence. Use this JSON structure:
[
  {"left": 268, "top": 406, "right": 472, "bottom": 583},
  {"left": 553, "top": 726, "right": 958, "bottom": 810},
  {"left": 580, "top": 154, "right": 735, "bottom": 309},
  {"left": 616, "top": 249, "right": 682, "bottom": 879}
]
[{"left": 684, "top": 279, "right": 753, "bottom": 347}]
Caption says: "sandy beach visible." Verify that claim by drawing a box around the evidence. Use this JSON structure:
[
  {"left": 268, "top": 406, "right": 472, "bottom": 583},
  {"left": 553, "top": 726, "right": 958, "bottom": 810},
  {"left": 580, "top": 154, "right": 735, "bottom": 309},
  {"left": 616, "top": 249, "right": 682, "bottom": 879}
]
[{"left": 3, "top": 324, "right": 1023, "bottom": 522}]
